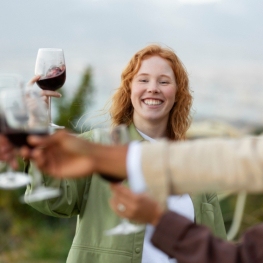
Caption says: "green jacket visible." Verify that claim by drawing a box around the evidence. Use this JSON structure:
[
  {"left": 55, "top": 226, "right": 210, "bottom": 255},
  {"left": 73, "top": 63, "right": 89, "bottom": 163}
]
[{"left": 25, "top": 123, "right": 226, "bottom": 263}]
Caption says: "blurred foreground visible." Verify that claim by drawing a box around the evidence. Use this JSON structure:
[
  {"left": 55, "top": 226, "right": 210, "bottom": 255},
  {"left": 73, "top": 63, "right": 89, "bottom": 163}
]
[{"left": 0, "top": 119, "right": 263, "bottom": 262}]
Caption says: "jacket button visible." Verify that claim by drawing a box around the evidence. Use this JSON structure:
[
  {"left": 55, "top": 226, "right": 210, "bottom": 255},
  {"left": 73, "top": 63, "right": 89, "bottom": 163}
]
[{"left": 135, "top": 247, "right": 141, "bottom": 253}]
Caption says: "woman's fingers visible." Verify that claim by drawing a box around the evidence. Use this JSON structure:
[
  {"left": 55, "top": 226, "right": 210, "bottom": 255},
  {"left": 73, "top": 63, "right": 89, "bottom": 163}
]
[
  {"left": 110, "top": 183, "right": 133, "bottom": 198},
  {"left": 19, "top": 146, "right": 32, "bottom": 160},
  {"left": 9, "top": 157, "right": 19, "bottom": 170},
  {"left": 0, "top": 136, "right": 15, "bottom": 161},
  {"left": 109, "top": 198, "right": 125, "bottom": 218},
  {"left": 31, "top": 148, "right": 47, "bottom": 169},
  {"left": 110, "top": 184, "right": 141, "bottom": 216},
  {"left": 40, "top": 90, "right": 62, "bottom": 98},
  {"left": 110, "top": 186, "right": 164, "bottom": 225},
  {"left": 28, "top": 75, "right": 41, "bottom": 86},
  {"left": 27, "top": 76, "right": 62, "bottom": 98},
  {"left": 27, "top": 135, "right": 49, "bottom": 148},
  {"left": 39, "top": 90, "right": 62, "bottom": 104},
  {"left": 27, "top": 130, "right": 69, "bottom": 150}
]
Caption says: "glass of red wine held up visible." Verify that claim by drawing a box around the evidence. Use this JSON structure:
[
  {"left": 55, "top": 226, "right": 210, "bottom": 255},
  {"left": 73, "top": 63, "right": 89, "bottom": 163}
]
[
  {"left": 93, "top": 125, "right": 144, "bottom": 235},
  {"left": 0, "top": 74, "right": 31, "bottom": 189},
  {"left": 0, "top": 87, "right": 61, "bottom": 202},
  {"left": 35, "top": 48, "right": 66, "bottom": 130}
]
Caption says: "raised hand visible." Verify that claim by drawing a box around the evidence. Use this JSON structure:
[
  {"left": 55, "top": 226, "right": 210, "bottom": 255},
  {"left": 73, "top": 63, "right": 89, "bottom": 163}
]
[
  {"left": 20, "top": 130, "right": 97, "bottom": 178},
  {"left": 109, "top": 184, "right": 164, "bottom": 226},
  {"left": 27, "top": 76, "right": 61, "bottom": 105}
]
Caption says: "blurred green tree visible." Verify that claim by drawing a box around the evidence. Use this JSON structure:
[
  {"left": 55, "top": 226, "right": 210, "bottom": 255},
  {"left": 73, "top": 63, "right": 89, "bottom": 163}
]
[{"left": 54, "top": 66, "right": 95, "bottom": 132}]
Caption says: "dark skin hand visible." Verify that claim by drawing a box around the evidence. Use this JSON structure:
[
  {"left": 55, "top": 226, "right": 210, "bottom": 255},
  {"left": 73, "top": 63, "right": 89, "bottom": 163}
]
[
  {"left": 20, "top": 130, "right": 128, "bottom": 179},
  {"left": 20, "top": 130, "right": 164, "bottom": 225}
]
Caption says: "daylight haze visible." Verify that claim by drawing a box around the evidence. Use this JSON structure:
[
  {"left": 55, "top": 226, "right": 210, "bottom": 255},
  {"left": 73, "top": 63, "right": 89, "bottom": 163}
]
[{"left": 1, "top": 0, "right": 262, "bottom": 126}]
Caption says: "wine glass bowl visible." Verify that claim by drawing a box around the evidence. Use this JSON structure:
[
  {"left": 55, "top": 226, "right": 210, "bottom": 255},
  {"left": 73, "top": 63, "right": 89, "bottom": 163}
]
[
  {"left": 1, "top": 89, "right": 49, "bottom": 148},
  {"left": 0, "top": 74, "right": 31, "bottom": 189},
  {"left": 35, "top": 48, "right": 66, "bottom": 129},
  {"left": 0, "top": 73, "right": 24, "bottom": 90},
  {"left": 94, "top": 125, "right": 144, "bottom": 235},
  {"left": 0, "top": 87, "right": 61, "bottom": 201},
  {"left": 36, "top": 64, "right": 66, "bottom": 91}
]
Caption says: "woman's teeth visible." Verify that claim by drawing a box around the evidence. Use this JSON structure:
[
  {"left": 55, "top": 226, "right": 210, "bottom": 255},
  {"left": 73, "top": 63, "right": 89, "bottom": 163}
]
[{"left": 144, "top": 99, "right": 162, "bottom": 105}]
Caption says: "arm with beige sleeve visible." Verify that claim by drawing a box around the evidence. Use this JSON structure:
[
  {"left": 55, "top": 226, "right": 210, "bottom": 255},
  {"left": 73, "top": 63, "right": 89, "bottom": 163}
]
[{"left": 137, "top": 136, "right": 263, "bottom": 206}]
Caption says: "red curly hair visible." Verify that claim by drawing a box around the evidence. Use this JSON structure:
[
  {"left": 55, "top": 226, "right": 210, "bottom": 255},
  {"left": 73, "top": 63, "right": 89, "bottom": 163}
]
[{"left": 109, "top": 44, "right": 192, "bottom": 140}]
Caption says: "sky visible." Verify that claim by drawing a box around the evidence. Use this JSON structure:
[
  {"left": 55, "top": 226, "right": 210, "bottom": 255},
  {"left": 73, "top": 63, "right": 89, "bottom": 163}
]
[{"left": 0, "top": 0, "right": 262, "bottom": 127}]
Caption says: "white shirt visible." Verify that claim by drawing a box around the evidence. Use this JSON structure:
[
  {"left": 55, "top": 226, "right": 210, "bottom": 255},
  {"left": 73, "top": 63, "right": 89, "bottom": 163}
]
[{"left": 127, "top": 135, "right": 195, "bottom": 263}]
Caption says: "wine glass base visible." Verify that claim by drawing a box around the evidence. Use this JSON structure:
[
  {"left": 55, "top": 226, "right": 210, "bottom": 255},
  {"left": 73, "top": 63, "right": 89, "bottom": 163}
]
[
  {"left": 49, "top": 122, "right": 65, "bottom": 129},
  {"left": 104, "top": 221, "right": 144, "bottom": 236},
  {"left": 0, "top": 173, "right": 31, "bottom": 189},
  {"left": 20, "top": 186, "right": 61, "bottom": 203}
]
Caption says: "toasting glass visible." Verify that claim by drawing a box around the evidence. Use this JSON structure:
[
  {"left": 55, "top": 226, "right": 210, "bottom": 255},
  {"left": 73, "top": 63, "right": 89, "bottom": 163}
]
[
  {"left": 35, "top": 48, "right": 66, "bottom": 129},
  {"left": 94, "top": 125, "right": 144, "bottom": 235},
  {"left": 0, "top": 87, "right": 61, "bottom": 202},
  {"left": 0, "top": 74, "right": 31, "bottom": 189}
]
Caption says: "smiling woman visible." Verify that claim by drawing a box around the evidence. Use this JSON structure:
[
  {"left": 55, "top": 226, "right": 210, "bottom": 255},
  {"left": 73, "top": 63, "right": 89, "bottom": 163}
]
[
  {"left": 107, "top": 45, "right": 226, "bottom": 263},
  {"left": 110, "top": 44, "right": 192, "bottom": 140},
  {"left": 25, "top": 44, "right": 226, "bottom": 263}
]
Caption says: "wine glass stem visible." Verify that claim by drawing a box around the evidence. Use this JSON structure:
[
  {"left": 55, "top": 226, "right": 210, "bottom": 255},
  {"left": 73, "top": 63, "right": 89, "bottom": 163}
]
[
  {"left": 7, "top": 165, "right": 15, "bottom": 180},
  {"left": 48, "top": 96, "right": 52, "bottom": 124},
  {"left": 31, "top": 162, "right": 42, "bottom": 188}
]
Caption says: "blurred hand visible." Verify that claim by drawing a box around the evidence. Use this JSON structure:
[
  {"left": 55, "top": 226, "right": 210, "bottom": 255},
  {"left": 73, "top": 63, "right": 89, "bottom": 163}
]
[
  {"left": 27, "top": 75, "right": 61, "bottom": 105},
  {"left": 109, "top": 184, "right": 164, "bottom": 226},
  {"left": 0, "top": 135, "right": 18, "bottom": 169},
  {"left": 20, "top": 130, "right": 97, "bottom": 178}
]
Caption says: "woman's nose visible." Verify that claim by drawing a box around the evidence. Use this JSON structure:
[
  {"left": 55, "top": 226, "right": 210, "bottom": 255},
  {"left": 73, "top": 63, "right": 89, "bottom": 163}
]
[{"left": 147, "top": 82, "right": 160, "bottom": 93}]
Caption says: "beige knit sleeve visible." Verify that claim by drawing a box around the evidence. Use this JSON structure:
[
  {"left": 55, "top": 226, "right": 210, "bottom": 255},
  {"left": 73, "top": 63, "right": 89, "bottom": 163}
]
[
  {"left": 141, "top": 140, "right": 170, "bottom": 208},
  {"left": 141, "top": 136, "right": 263, "bottom": 204}
]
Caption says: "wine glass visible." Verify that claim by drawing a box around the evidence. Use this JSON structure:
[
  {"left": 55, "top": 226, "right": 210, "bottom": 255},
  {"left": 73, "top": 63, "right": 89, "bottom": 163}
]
[
  {"left": 0, "top": 74, "right": 31, "bottom": 189},
  {"left": 35, "top": 48, "right": 66, "bottom": 129},
  {"left": 0, "top": 87, "right": 61, "bottom": 202},
  {"left": 0, "top": 73, "right": 24, "bottom": 90},
  {"left": 94, "top": 125, "right": 144, "bottom": 235}
]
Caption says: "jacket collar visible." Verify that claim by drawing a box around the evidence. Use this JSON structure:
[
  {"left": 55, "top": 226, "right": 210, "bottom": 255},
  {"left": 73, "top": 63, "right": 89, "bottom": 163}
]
[{"left": 128, "top": 123, "right": 145, "bottom": 141}]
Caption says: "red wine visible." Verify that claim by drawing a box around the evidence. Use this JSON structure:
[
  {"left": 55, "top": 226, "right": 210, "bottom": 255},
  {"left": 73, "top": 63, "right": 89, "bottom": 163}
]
[
  {"left": 6, "top": 130, "right": 48, "bottom": 148},
  {"left": 36, "top": 67, "right": 66, "bottom": 91},
  {"left": 100, "top": 174, "right": 124, "bottom": 183},
  {"left": 0, "top": 116, "right": 5, "bottom": 134}
]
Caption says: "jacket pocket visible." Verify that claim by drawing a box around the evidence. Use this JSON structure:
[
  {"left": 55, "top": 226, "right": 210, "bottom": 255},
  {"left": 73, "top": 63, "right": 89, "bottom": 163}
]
[{"left": 201, "top": 202, "right": 215, "bottom": 232}]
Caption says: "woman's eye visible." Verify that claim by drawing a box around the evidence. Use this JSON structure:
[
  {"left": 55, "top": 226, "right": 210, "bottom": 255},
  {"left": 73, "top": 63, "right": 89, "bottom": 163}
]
[
  {"left": 139, "top": 79, "right": 148, "bottom": 83},
  {"left": 160, "top": 81, "right": 169, "bottom": 84}
]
